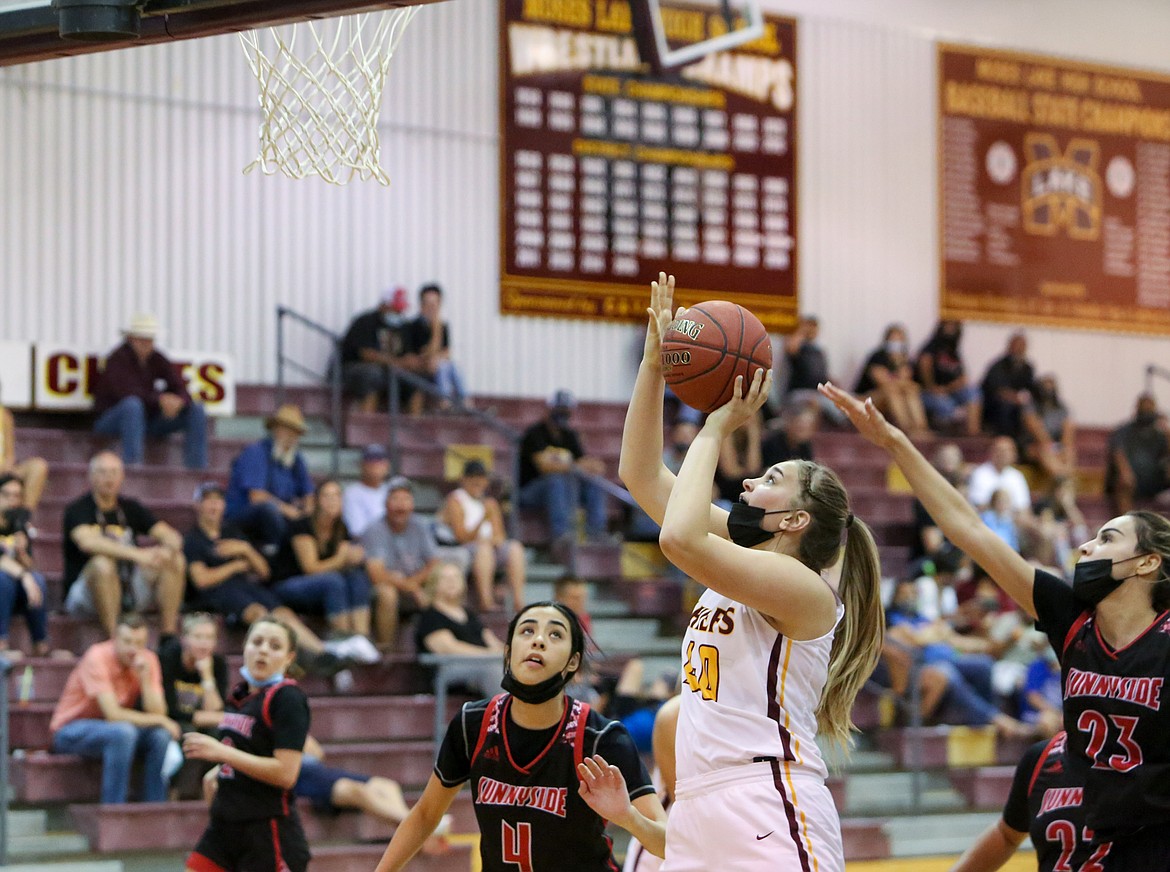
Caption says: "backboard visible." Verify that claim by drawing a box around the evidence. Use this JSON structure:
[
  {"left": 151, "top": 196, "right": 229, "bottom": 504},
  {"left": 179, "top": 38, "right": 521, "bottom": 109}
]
[
  {"left": 629, "top": 0, "right": 765, "bottom": 72},
  {"left": 0, "top": 0, "right": 441, "bottom": 67}
]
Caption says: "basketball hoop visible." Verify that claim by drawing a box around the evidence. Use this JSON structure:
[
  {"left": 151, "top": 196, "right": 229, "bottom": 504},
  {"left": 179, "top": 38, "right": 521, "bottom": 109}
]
[{"left": 238, "top": 7, "right": 420, "bottom": 185}]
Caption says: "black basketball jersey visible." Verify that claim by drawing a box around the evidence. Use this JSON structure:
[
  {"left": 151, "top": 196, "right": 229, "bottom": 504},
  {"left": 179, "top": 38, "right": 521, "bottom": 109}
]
[
  {"left": 211, "top": 679, "right": 311, "bottom": 822},
  {"left": 1004, "top": 732, "right": 1113, "bottom": 872},
  {"left": 1033, "top": 568, "right": 1170, "bottom": 840},
  {"left": 435, "top": 694, "right": 654, "bottom": 872}
]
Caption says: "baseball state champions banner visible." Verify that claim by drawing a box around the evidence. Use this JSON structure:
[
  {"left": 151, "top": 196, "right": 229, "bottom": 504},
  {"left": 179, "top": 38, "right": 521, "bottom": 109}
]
[
  {"left": 499, "top": 0, "right": 798, "bottom": 330},
  {"left": 940, "top": 43, "right": 1170, "bottom": 334}
]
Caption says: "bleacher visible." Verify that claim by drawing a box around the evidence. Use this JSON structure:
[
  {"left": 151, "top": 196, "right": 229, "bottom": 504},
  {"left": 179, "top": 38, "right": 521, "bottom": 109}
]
[{"left": 1, "top": 385, "right": 1120, "bottom": 866}]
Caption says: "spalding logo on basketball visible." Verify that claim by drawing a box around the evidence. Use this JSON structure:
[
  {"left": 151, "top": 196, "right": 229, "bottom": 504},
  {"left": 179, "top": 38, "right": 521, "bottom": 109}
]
[{"left": 660, "top": 301, "right": 772, "bottom": 414}]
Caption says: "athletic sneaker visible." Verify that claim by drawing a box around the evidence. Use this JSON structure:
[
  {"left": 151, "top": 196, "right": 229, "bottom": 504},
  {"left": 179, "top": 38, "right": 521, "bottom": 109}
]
[{"left": 343, "top": 634, "right": 382, "bottom": 665}]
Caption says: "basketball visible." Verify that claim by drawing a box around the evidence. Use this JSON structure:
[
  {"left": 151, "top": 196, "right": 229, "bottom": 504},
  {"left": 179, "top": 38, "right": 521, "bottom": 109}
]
[{"left": 660, "top": 301, "right": 773, "bottom": 413}]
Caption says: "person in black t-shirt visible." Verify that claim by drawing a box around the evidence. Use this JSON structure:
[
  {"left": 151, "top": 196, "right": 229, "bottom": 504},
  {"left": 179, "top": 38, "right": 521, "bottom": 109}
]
[
  {"left": 374, "top": 601, "right": 667, "bottom": 872},
  {"left": 518, "top": 391, "right": 608, "bottom": 544},
  {"left": 854, "top": 323, "right": 929, "bottom": 437},
  {"left": 824, "top": 380, "right": 1170, "bottom": 868},
  {"left": 980, "top": 333, "right": 1038, "bottom": 443},
  {"left": 403, "top": 283, "right": 466, "bottom": 413},
  {"left": 62, "top": 451, "right": 185, "bottom": 638},
  {"left": 951, "top": 731, "right": 1112, "bottom": 872},
  {"left": 415, "top": 560, "right": 505, "bottom": 696},
  {"left": 0, "top": 474, "right": 48, "bottom": 656},
  {"left": 339, "top": 288, "right": 418, "bottom": 414},
  {"left": 915, "top": 319, "right": 981, "bottom": 435},
  {"left": 183, "top": 616, "right": 311, "bottom": 872}
]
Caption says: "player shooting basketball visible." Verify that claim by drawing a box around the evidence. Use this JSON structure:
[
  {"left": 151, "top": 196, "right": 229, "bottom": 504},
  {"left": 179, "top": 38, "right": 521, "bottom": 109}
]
[{"left": 620, "top": 273, "right": 884, "bottom": 872}]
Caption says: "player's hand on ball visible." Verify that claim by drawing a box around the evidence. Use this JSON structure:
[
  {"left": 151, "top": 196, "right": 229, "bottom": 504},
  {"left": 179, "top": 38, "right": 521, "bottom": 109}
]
[
  {"left": 705, "top": 368, "right": 772, "bottom": 436},
  {"left": 577, "top": 754, "right": 633, "bottom": 826},
  {"left": 643, "top": 272, "right": 683, "bottom": 368}
]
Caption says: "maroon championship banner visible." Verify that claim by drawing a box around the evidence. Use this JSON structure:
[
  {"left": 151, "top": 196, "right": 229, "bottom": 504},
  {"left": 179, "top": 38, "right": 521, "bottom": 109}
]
[
  {"left": 499, "top": 1, "right": 798, "bottom": 329},
  {"left": 940, "top": 43, "right": 1170, "bottom": 334}
]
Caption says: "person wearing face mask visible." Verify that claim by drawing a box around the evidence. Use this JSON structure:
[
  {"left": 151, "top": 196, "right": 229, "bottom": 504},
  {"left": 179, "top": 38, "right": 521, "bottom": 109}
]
[
  {"left": 620, "top": 275, "right": 885, "bottom": 872},
  {"left": 182, "top": 617, "right": 311, "bottom": 872},
  {"left": 854, "top": 323, "right": 929, "bottom": 438},
  {"left": 1020, "top": 373, "right": 1077, "bottom": 479},
  {"left": 1105, "top": 392, "right": 1170, "bottom": 515},
  {"left": 339, "top": 287, "right": 419, "bottom": 414},
  {"left": 517, "top": 390, "right": 609, "bottom": 546},
  {"left": 823, "top": 379, "right": 1170, "bottom": 869},
  {"left": 373, "top": 601, "right": 667, "bottom": 871}
]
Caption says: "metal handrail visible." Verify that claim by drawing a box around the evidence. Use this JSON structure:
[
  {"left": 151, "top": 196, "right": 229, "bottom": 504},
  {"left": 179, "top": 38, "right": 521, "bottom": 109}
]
[
  {"left": 1145, "top": 364, "right": 1170, "bottom": 394},
  {"left": 276, "top": 305, "right": 343, "bottom": 475}
]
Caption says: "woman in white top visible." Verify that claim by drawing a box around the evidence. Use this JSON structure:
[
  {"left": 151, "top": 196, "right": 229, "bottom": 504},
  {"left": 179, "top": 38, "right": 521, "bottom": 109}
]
[{"left": 619, "top": 274, "right": 885, "bottom": 872}]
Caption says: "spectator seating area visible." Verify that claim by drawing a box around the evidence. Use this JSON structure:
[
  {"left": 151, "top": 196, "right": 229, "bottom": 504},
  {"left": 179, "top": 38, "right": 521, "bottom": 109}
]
[{"left": 0, "top": 383, "right": 1122, "bottom": 866}]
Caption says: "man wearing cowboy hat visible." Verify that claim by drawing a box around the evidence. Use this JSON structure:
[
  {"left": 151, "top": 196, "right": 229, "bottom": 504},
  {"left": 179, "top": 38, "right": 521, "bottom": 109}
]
[
  {"left": 92, "top": 313, "right": 209, "bottom": 470},
  {"left": 223, "top": 404, "right": 314, "bottom": 557}
]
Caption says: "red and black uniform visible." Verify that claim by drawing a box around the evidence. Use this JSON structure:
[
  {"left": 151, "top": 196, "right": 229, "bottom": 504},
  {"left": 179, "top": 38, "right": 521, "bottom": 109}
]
[
  {"left": 188, "top": 679, "right": 311, "bottom": 872},
  {"left": 1034, "top": 568, "right": 1170, "bottom": 868},
  {"left": 1003, "top": 732, "right": 1111, "bottom": 872},
  {"left": 436, "top": 693, "right": 654, "bottom": 872}
]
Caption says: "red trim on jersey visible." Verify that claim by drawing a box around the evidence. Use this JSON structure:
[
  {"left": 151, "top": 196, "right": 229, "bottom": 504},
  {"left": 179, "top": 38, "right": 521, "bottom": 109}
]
[
  {"left": 1026, "top": 731, "right": 1066, "bottom": 797},
  {"left": 1092, "top": 609, "right": 1170, "bottom": 659},
  {"left": 186, "top": 852, "right": 228, "bottom": 872},
  {"left": 1062, "top": 611, "right": 1093, "bottom": 658},
  {"left": 764, "top": 634, "right": 795, "bottom": 762},
  {"left": 270, "top": 818, "right": 286, "bottom": 872},
  {"left": 501, "top": 695, "right": 571, "bottom": 774},
  {"left": 261, "top": 679, "right": 297, "bottom": 728},
  {"left": 471, "top": 694, "right": 507, "bottom": 765},
  {"left": 767, "top": 758, "right": 812, "bottom": 872}
]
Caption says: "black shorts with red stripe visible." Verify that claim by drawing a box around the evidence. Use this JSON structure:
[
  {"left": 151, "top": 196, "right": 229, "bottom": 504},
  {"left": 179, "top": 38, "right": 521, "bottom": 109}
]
[{"left": 188, "top": 814, "right": 310, "bottom": 872}]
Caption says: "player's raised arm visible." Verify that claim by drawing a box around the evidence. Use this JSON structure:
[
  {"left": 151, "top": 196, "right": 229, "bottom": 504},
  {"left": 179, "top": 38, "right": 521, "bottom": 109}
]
[{"left": 819, "top": 382, "right": 1037, "bottom": 616}]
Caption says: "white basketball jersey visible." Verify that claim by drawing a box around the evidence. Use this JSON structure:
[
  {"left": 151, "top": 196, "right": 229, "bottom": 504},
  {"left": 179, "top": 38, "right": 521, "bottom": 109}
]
[{"left": 675, "top": 587, "right": 842, "bottom": 782}]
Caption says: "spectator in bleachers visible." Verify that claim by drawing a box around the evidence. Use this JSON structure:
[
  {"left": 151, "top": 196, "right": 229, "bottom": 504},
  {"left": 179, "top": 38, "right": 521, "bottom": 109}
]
[
  {"left": 915, "top": 319, "right": 981, "bottom": 435},
  {"left": 415, "top": 561, "right": 505, "bottom": 695},
  {"left": 779, "top": 314, "right": 845, "bottom": 424},
  {"left": 910, "top": 443, "right": 968, "bottom": 579},
  {"left": 518, "top": 390, "right": 608, "bottom": 545},
  {"left": 92, "top": 313, "right": 208, "bottom": 470},
  {"left": 1105, "top": 392, "right": 1170, "bottom": 514},
  {"left": 63, "top": 451, "right": 185, "bottom": 639},
  {"left": 967, "top": 437, "right": 1032, "bottom": 514},
  {"left": 0, "top": 400, "right": 47, "bottom": 509},
  {"left": 980, "top": 489, "right": 1021, "bottom": 553},
  {"left": 1018, "top": 644, "right": 1063, "bottom": 739},
  {"left": 158, "top": 612, "right": 227, "bottom": 798},
  {"left": 268, "top": 479, "right": 380, "bottom": 665},
  {"left": 854, "top": 323, "right": 929, "bottom": 438},
  {"left": 183, "top": 481, "right": 341, "bottom": 675},
  {"left": 1021, "top": 374, "right": 1076, "bottom": 479},
  {"left": 342, "top": 444, "right": 391, "bottom": 537},
  {"left": 1033, "top": 477, "right": 1089, "bottom": 572},
  {"left": 339, "top": 286, "right": 417, "bottom": 413},
  {"left": 224, "top": 404, "right": 313, "bottom": 558},
  {"left": 760, "top": 407, "right": 816, "bottom": 468},
  {"left": 553, "top": 574, "right": 593, "bottom": 637},
  {"left": 404, "top": 283, "right": 466, "bottom": 413},
  {"left": 361, "top": 475, "right": 441, "bottom": 648},
  {"left": 979, "top": 332, "right": 1038, "bottom": 442},
  {"left": 436, "top": 459, "right": 526, "bottom": 613},
  {"left": 49, "top": 612, "right": 179, "bottom": 804},
  {"left": 626, "top": 421, "right": 699, "bottom": 540},
  {"left": 885, "top": 579, "right": 1032, "bottom": 738},
  {"left": 0, "top": 473, "right": 47, "bottom": 656},
  {"left": 713, "top": 406, "right": 762, "bottom": 505}
]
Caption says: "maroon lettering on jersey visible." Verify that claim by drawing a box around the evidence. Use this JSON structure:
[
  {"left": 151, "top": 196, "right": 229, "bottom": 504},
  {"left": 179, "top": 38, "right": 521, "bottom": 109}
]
[
  {"left": 1065, "top": 668, "right": 1164, "bottom": 710},
  {"left": 220, "top": 712, "right": 255, "bottom": 738},
  {"left": 1039, "top": 786, "right": 1083, "bottom": 815}
]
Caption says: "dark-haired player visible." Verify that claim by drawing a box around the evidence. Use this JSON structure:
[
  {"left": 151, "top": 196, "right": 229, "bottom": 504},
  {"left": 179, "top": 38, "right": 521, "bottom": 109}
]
[
  {"left": 373, "top": 601, "right": 667, "bottom": 871},
  {"left": 182, "top": 617, "right": 310, "bottom": 872},
  {"left": 824, "top": 380, "right": 1170, "bottom": 868},
  {"left": 951, "top": 732, "right": 1112, "bottom": 872}
]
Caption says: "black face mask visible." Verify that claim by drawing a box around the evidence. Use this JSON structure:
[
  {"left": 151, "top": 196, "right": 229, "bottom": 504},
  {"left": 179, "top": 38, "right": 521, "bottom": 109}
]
[
  {"left": 1072, "top": 554, "right": 1148, "bottom": 606},
  {"left": 727, "top": 503, "right": 795, "bottom": 549},
  {"left": 501, "top": 662, "right": 576, "bottom": 704}
]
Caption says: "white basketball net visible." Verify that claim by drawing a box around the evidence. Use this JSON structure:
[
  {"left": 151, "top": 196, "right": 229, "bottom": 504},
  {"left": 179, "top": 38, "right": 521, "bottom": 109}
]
[{"left": 238, "top": 7, "right": 419, "bottom": 185}]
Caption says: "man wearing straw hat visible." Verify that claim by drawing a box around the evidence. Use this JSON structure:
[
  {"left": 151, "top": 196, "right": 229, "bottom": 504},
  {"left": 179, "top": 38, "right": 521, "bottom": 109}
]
[
  {"left": 92, "top": 313, "right": 209, "bottom": 470},
  {"left": 224, "top": 404, "right": 314, "bottom": 557}
]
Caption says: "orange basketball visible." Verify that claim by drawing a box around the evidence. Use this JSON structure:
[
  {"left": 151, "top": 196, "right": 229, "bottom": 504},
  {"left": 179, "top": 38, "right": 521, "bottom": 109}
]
[{"left": 660, "top": 301, "right": 772, "bottom": 413}]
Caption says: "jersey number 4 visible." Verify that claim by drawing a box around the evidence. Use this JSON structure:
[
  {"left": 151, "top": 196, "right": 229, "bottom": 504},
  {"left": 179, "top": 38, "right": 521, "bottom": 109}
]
[
  {"left": 683, "top": 641, "right": 720, "bottom": 701},
  {"left": 502, "top": 821, "right": 533, "bottom": 872}
]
